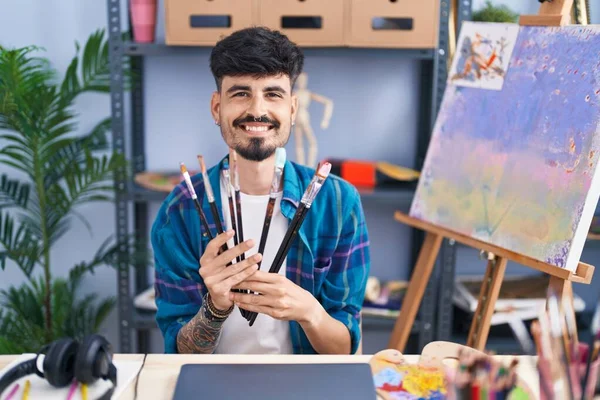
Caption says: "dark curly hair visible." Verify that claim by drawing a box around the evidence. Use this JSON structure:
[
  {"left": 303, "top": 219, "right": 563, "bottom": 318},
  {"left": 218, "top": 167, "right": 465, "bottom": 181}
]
[{"left": 209, "top": 26, "right": 305, "bottom": 92}]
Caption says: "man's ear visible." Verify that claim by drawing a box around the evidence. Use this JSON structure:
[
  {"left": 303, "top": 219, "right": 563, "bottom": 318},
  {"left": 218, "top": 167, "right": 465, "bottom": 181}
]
[
  {"left": 291, "top": 93, "right": 298, "bottom": 124},
  {"left": 210, "top": 91, "right": 221, "bottom": 123}
]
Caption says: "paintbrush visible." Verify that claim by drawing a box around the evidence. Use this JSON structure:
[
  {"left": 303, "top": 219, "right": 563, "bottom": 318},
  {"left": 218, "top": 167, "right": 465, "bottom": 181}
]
[
  {"left": 222, "top": 157, "right": 248, "bottom": 310},
  {"left": 222, "top": 158, "right": 241, "bottom": 264},
  {"left": 548, "top": 290, "right": 575, "bottom": 400},
  {"left": 256, "top": 147, "right": 286, "bottom": 270},
  {"left": 247, "top": 162, "right": 331, "bottom": 326},
  {"left": 180, "top": 162, "right": 213, "bottom": 240},
  {"left": 581, "top": 299, "right": 600, "bottom": 399},
  {"left": 236, "top": 148, "right": 287, "bottom": 320},
  {"left": 231, "top": 150, "right": 245, "bottom": 262},
  {"left": 198, "top": 155, "right": 229, "bottom": 258},
  {"left": 531, "top": 318, "right": 555, "bottom": 400}
]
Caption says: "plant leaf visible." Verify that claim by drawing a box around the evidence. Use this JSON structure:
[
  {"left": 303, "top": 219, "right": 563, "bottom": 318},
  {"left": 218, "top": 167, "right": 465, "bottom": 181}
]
[
  {"left": 0, "top": 211, "right": 41, "bottom": 276},
  {"left": 0, "top": 174, "right": 30, "bottom": 209}
]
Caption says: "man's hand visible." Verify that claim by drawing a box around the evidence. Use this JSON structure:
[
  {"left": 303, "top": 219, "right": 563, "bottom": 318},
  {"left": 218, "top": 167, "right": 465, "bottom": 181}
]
[
  {"left": 229, "top": 270, "right": 318, "bottom": 323},
  {"left": 199, "top": 230, "right": 262, "bottom": 311}
]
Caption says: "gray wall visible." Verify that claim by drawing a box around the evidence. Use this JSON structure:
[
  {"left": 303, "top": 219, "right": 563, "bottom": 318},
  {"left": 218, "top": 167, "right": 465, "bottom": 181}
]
[{"left": 1, "top": 0, "right": 599, "bottom": 355}]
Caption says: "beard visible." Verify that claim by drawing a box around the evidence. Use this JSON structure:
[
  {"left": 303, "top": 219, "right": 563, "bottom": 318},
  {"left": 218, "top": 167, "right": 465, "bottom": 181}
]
[
  {"left": 221, "top": 115, "right": 290, "bottom": 162},
  {"left": 236, "top": 137, "right": 278, "bottom": 162}
]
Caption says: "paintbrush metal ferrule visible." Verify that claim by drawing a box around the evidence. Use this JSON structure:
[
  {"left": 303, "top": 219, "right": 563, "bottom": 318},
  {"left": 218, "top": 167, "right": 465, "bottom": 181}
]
[
  {"left": 301, "top": 162, "right": 331, "bottom": 207},
  {"left": 270, "top": 147, "right": 286, "bottom": 195},
  {"left": 180, "top": 162, "right": 198, "bottom": 199},
  {"left": 222, "top": 168, "right": 232, "bottom": 198}
]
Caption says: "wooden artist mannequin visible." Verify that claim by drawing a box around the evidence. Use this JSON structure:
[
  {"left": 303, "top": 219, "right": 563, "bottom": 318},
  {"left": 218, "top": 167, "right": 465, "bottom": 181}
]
[{"left": 293, "top": 72, "right": 334, "bottom": 168}]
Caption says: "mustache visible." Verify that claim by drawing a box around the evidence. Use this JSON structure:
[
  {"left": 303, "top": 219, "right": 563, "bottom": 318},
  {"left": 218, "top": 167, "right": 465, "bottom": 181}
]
[{"left": 233, "top": 115, "right": 280, "bottom": 129}]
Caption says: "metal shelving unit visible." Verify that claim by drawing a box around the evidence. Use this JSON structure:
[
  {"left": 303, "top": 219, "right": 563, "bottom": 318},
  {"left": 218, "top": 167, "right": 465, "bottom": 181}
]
[{"left": 106, "top": 0, "right": 459, "bottom": 353}]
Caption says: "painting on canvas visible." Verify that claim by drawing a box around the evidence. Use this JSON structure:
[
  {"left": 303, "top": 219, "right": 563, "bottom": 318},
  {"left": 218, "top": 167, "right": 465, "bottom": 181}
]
[
  {"left": 410, "top": 22, "right": 600, "bottom": 272},
  {"left": 448, "top": 22, "right": 519, "bottom": 90}
]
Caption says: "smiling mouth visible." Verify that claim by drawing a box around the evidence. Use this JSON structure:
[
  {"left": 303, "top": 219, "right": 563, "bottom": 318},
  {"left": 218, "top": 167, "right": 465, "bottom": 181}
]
[{"left": 239, "top": 123, "right": 274, "bottom": 133}]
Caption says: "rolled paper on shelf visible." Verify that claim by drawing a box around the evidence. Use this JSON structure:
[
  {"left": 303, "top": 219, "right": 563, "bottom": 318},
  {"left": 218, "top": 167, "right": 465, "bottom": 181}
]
[{"left": 365, "top": 276, "right": 381, "bottom": 303}]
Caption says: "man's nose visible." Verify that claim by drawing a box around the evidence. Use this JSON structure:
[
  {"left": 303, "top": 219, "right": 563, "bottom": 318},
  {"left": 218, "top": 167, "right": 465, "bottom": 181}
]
[{"left": 246, "top": 95, "right": 267, "bottom": 118}]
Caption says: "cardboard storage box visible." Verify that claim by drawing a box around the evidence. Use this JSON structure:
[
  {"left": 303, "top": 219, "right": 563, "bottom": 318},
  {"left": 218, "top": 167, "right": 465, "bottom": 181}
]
[
  {"left": 165, "top": 0, "right": 259, "bottom": 46},
  {"left": 258, "top": 0, "right": 346, "bottom": 46},
  {"left": 345, "top": 0, "right": 439, "bottom": 48}
]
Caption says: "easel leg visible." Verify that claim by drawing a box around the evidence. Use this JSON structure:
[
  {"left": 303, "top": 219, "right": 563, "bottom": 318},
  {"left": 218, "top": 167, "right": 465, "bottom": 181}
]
[
  {"left": 548, "top": 275, "right": 571, "bottom": 300},
  {"left": 388, "top": 232, "right": 443, "bottom": 351},
  {"left": 466, "top": 256, "right": 508, "bottom": 351}
]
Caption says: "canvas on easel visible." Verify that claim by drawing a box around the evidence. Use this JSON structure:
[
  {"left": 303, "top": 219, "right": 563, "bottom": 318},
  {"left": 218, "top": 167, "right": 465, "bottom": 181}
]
[
  {"left": 387, "top": 0, "right": 599, "bottom": 353},
  {"left": 411, "top": 21, "right": 600, "bottom": 273}
]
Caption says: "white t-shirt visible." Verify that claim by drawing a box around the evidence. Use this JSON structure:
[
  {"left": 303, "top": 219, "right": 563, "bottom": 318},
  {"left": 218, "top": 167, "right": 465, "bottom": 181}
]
[{"left": 213, "top": 177, "right": 294, "bottom": 354}]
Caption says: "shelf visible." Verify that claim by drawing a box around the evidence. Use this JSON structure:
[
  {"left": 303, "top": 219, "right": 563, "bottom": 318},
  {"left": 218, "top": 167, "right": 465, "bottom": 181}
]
[
  {"left": 124, "top": 182, "right": 416, "bottom": 204},
  {"left": 135, "top": 310, "right": 158, "bottom": 330},
  {"left": 123, "top": 41, "right": 436, "bottom": 59}
]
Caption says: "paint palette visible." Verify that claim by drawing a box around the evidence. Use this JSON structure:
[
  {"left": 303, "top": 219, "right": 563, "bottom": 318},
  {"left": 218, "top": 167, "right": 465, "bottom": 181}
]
[
  {"left": 369, "top": 344, "right": 535, "bottom": 399},
  {"left": 370, "top": 350, "right": 447, "bottom": 399}
]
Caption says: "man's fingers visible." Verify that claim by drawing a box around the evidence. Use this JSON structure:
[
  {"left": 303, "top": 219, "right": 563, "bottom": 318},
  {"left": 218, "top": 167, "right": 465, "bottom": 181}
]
[
  {"left": 215, "top": 253, "right": 262, "bottom": 281},
  {"left": 234, "top": 302, "right": 285, "bottom": 320},
  {"left": 214, "top": 239, "right": 255, "bottom": 266},
  {"left": 222, "top": 263, "right": 259, "bottom": 288},
  {"left": 240, "top": 270, "right": 282, "bottom": 283},
  {"left": 232, "top": 281, "right": 276, "bottom": 295},
  {"left": 229, "top": 291, "right": 270, "bottom": 306},
  {"left": 205, "top": 230, "right": 235, "bottom": 256}
]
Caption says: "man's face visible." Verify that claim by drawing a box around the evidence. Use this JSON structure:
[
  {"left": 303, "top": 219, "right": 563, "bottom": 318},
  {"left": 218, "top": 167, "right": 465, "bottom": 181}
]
[{"left": 211, "top": 74, "right": 297, "bottom": 162}]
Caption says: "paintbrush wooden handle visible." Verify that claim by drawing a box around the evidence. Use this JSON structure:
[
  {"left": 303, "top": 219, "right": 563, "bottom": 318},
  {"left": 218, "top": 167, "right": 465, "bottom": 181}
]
[
  {"left": 235, "top": 190, "right": 245, "bottom": 261},
  {"left": 193, "top": 199, "right": 213, "bottom": 240},
  {"left": 257, "top": 197, "right": 276, "bottom": 269},
  {"left": 248, "top": 205, "right": 308, "bottom": 326}
]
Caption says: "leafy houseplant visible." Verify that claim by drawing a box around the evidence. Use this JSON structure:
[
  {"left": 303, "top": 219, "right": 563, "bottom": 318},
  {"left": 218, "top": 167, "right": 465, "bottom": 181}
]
[{"left": 0, "top": 29, "right": 137, "bottom": 353}]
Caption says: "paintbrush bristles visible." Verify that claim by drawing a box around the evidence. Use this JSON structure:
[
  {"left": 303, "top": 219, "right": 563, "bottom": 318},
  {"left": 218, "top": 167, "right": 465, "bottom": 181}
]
[
  {"left": 197, "top": 155, "right": 207, "bottom": 174},
  {"left": 317, "top": 162, "right": 332, "bottom": 179},
  {"left": 180, "top": 162, "right": 198, "bottom": 199},
  {"left": 275, "top": 147, "right": 286, "bottom": 169}
]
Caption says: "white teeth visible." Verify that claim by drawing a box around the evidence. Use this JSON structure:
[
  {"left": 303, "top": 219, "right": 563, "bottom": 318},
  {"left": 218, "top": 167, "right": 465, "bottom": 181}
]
[{"left": 244, "top": 125, "right": 269, "bottom": 132}]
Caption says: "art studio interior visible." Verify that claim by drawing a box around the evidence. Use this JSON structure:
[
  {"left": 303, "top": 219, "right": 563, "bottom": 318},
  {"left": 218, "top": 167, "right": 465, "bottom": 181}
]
[{"left": 1, "top": 0, "right": 600, "bottom": 399}]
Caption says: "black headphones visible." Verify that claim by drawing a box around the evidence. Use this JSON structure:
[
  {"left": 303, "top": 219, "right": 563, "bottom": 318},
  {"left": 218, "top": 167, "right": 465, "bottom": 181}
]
[{"left": 0, "top": 334, "right": 117, "bottom": 400}]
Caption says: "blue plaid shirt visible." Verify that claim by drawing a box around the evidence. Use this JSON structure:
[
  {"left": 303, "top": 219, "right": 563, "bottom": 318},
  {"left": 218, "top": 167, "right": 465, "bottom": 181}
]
[{"left": 151, "top": 156, "right": 371, "bottom": 354}]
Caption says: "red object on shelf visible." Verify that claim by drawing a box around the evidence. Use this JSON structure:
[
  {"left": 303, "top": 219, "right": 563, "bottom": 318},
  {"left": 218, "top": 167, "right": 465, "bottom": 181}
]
[{"left": 130, "top": 0, "right": 157, "bottom": 43}]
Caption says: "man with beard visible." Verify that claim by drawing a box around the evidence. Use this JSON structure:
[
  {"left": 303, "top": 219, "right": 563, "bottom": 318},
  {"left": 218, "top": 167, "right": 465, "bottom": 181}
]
[{"left": 151, "top": 27, "right": 370, "bottom": 355}]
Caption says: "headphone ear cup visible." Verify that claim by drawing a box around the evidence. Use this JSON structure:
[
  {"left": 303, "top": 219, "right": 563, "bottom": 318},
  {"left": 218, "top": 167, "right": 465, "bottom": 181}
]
[
  {"left": 74, "top": 334, "right": 112, "bottom": 384},
  {"left": 42, "top": 338, "right": 78, "bottom": 388}
]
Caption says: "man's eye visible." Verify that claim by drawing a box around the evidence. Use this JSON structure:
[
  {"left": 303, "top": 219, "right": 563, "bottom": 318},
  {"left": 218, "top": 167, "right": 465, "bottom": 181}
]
[
  {"left": 234, "top": 92, "right": 248, "bottom": 97},
  {"left": 267, "top": 93, "right": 282, "bottom": 98}
]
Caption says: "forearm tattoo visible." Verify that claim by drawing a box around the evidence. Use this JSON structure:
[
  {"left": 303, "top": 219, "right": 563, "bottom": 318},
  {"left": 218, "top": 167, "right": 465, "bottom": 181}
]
[{"left": 176, "top": 302, "right": 224, "bottom": 354}]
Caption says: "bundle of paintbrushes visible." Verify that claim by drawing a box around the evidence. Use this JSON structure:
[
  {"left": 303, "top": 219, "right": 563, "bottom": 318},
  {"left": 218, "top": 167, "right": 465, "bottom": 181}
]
[
  {"left": 224, "top": 148, "right": 286, "bottom": 320},
  {"left": 247, "top": 160, "right": 332, "bottom": 326},
  {"left": 531, "top": 289, "right": 600, "bottom": 400},
  {"left": 448, "top": 349, "right": 520, "bottom": 400}
]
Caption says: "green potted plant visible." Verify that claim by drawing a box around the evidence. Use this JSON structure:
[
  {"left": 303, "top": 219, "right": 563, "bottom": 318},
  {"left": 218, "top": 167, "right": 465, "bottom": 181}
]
[
  {"left": 0, "top": 29, "right": 143, "bottom": 353},
  {"left": 472, "top": 1, "right": 519, "bottom": 23}
]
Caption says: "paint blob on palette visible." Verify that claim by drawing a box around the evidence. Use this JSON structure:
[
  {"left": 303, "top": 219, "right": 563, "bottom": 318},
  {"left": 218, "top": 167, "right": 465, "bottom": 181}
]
[
  {"left": 371, "top": 360, "right": 447, "bottom": 399},
  {"left": 448, "top": 22, "right": 519, "bottom": 90},
  {"left": 411, "top": 23, "right": 600, "bottom": 272}
]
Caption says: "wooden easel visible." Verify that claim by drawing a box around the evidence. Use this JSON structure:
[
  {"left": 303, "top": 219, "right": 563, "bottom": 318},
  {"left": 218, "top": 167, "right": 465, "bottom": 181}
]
[{"left": 388, "top": 0, "right": 596, "bottom": 352}]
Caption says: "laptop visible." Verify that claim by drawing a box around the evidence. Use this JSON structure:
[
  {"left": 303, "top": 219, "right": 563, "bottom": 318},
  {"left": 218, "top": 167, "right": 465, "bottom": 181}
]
[{"left": 172, "top": 363, "right": 378, "bottom": 400}]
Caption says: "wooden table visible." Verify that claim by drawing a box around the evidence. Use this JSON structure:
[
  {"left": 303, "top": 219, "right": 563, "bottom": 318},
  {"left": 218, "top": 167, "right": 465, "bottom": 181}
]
[{"left": 1, "top": 353, "right": 541, "bottom": 399}]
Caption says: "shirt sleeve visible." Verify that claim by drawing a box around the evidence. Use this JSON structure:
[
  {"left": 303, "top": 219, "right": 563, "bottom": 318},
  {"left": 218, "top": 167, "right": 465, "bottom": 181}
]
[
  {"left": 151, "top": 200, "right": 205, "bottom": 354},
  {"left": 319, "top": 187, "right": 371, "bottom": 354}
]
